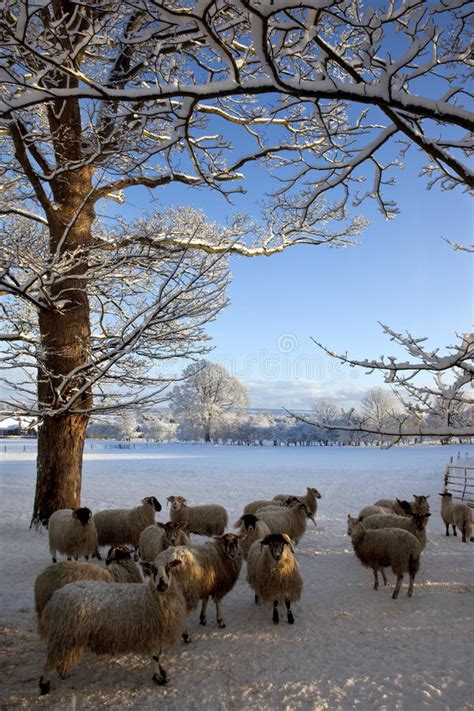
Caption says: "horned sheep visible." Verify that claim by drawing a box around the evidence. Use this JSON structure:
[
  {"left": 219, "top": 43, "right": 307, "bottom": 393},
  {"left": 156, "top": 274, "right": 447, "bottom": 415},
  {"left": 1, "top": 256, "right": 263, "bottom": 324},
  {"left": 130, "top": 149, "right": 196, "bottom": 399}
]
[
  {"left": 34, "top": 546, "right": 142, "bottom": 618},
  {"left": 157, "top": 533, "right": 244, "bottom": 636},
  {"left": 167, "top": 496, "right": 228, "bottom": 536},
  {"left": 246, "top": 533, "right": 303, "bottom": 625},
  {"left": 347, "top": 515, "right": 421, "bottom": 599},
  {"left": 48, "top": 507, "right": 99, "bottom": 563},
  {"left": 38, "top": 557, "right": 186, "bottom": 694},
  {"left": 139, "top": 521, "right": 191, "bottom": 563},
  {"left": 439, "top": 492, "right": 473, "bottom": 542},
  {"left": 256, "top": 501, "right": 309, "bottom": 545},
  {"left": 93, "top": 496, "right": 162, "bottom": 549},
  {"left": 233, "top": 514, "right": 271, "bottom": 559}
]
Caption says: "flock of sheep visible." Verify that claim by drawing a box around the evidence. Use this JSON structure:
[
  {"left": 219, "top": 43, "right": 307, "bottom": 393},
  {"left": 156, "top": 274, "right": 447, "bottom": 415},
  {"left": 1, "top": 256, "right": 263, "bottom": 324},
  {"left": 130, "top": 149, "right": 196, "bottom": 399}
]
[{"left": 34, "top": 487, "right": 473, "bottom": 696}]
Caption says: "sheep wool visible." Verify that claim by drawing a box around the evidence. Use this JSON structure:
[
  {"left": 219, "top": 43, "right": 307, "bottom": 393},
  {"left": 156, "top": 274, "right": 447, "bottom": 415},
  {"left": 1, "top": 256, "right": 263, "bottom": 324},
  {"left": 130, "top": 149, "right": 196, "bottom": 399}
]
[
  {"left": 48, "top": 507, "right": 99, "bottom": 563},
  {"left": 167, "top": 496, "right": 228, "bottom": 536},
  {"left": 256, "top": 501, "right": 309, "bottom": 544},
  {"left": 362, "top": 512, "right": 430, "bottom": 550},
  {"left": 243, "top": 499, "right": 283, "bottom": 516},
  {"left": 139, "top": 521, "right": 191, "bottom": 563},
  {"left": 157, "top": 533, "right": 244, "bottom": 632},
  {"left": 439, "top": 492, "right": 473, "bottom": 542},
  {"left": 347, "top": 515, "right": 421, "bottom": 599},
  {"left": 246, "top": 533, "right": 302, "bottom": 625},
  {"left": 93, "top": 496, "right": 162, "bottom": 548},
  {"left": 273, "top": 487, "right": 322, "bottom": 525},
  {"left": 38, "top": 558, "right": 186, "bottom": 694},
  {"left": 233, "top": 514, "right": 271, "bottom": 559},
  {"left": 374, "top": 496, "right": 430, "bottom": 517}
]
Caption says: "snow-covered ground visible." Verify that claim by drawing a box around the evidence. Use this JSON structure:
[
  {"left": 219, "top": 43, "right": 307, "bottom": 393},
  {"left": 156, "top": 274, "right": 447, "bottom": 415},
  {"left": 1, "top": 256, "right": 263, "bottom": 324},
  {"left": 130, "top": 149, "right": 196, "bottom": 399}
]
[{"left": 1, "top": 441, "right": 472, "bottom": 711}]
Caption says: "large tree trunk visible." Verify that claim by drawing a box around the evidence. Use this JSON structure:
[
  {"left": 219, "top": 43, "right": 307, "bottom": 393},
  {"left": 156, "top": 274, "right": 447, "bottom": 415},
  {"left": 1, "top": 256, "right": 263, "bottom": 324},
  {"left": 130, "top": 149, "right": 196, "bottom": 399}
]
[{"left": 31, "top": 168, "right": 95, "bottom": 527}]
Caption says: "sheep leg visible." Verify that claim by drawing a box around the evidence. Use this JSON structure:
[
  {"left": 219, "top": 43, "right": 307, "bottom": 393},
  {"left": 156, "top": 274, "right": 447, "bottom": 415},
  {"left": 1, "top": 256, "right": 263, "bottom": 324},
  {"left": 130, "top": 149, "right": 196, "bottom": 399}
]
[
  {"left": 407, "top": 572, "right": 415, "bottom": 598},
  {"left": 151, "top": 649, "right": 167, "bottom": 686},
  {"left": 461, "top": 524, "right": 467, "bottom": 543},
  {"left": 373, "top": 569, "right": 379, "bottom": 591},
  {"left": 452, "top": 525, "right": 457, "bottom": 536},
  {"left": 199, "top": 597, "right": 209, "bottom": 626},
  {"left": 39, "top": 657, "right": 55, "bottom": 695},
  {"left": 392, "top": 574, "right": 403, "bottom": 599},
  {"left": 381, "top": 568, "right": 388, "bottom": 587},
  {"left": 272, "top": 600, "right": 279, "bottom": 625},
  {"left": 445, "top": 523, "right": 449, "bottom": 536},
  {"left": 215, "top": 598, "right": 226, "bottom": 628},
  {"left": 285, "top": 599, "right": 294, "bottom": 625},
  {"left": 182, "top": 629, "right": 192, "bottom": 644},
  {"left": 254, "top": 593, "right": 259, "bottom": 605}
]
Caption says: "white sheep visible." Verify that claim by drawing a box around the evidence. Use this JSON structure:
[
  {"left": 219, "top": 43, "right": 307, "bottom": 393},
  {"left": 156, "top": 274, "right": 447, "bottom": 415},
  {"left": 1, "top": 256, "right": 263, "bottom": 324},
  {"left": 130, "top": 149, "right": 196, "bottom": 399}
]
[
  {"left": 273, "top": 487, "right": 322, "bottom": 525},
  {"left": 246, "top": 533, "right": 303, "bottom": 624},
  {"left": 439, "top": 491, "right": 473, "bottom": 542},
  {"left": 157, "top": 532, "right": 244, "bottom": 637},
  {"left": 362, "top": 511, "right": 431, "bottom": 550},
  {"left": 93, "top": 496, "right": 162, "bottom": 550},
  {"left": 34, "top": 546, "right": 142, "bottom": 618},
  {"left": 347, "top": 515, "right": 421, "bottom": 599},
  {"left": 167, "top": 496, "right": 228, "bottom": 536},
  {"left": 139, "top": 521, "right": 190, "bottom": 563},
  {"left": 233, "top": 513, "right": 271, "bottom": 559},
  {"left": 38, "top": 557, "right": 186, "bottom": 694},
  {"left": 256, "top": 501, "right": 309, "bottom": 545},
  {"left": 48, "top": 507, "right": 99, "bottom": 563}
]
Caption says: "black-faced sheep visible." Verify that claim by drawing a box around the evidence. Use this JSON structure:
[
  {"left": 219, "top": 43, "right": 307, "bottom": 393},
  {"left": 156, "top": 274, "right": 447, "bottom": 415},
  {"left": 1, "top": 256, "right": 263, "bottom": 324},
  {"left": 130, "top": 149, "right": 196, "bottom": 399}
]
[
  {"left": 167, "top": 496, "right": 228, "bottom": 536},
  {"left": 233, "top": 514, "right": 271, "bottom": 559},
  {"left": 439, "top": 492, "right": 473, "bottom": 542},
  {"left": 34, "top": 546, "right": 142, "bottom": 618},
  {"left": 246, "top": 533, "right": 303, "bottom": 624},
  {"left": 347, "top": 515, "right": 421, "bottom": 599},
  {"left": 38, "top": 558, "right": 186, "bottom": 694},
  {"left": 93, "top": 496, "right": 162, "bottom": 549},
  {"left": 48, "top": 507, "right": 99, "bottom": 563},
  {"left": 374, "top": 495, "right": 430, "bottom": 517}
]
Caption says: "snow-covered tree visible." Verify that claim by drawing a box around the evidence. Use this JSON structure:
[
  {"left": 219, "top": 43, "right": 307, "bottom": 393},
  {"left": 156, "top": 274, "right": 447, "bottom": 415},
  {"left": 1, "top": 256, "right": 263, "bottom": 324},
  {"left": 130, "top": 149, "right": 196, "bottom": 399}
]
[
  {"left": 1, "top": 1, "right": 472, "bottom": 521},
  {"left": 295, "top": 330, "right": 473, "bottom": 443},
  {"left": 171, "top": 361, "right": 249, "bottom": 443}
]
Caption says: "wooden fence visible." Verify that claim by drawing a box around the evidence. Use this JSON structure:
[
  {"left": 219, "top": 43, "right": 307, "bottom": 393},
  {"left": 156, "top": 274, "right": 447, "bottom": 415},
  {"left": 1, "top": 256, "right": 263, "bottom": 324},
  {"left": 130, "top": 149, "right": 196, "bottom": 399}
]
[{"left": 443, "top": 459, "right": 474, "bottom": 507}]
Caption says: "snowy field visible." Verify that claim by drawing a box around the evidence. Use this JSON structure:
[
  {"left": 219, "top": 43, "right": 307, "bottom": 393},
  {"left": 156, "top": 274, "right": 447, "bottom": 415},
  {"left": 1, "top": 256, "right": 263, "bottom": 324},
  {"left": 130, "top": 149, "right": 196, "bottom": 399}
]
[{"left": 0, "top": 440, "right": 473, "bottom": 711}]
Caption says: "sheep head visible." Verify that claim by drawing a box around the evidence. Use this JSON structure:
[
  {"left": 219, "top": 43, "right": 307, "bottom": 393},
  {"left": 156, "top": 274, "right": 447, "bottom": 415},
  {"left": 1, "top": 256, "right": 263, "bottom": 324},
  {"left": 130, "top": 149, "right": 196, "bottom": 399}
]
[
  {"left": 213, "top": 532, "right": 245, "bottom": 560},
  {"left": 260, "top": 533, "right": 294, "bottom": 558},
  {"left": 73, "top": 507, "right": 92, "bottom": 526},
  {"left": 140, "top": 559, "right": 182, "bottom": 591},
  {"left": 143, "top": 496, "right": 162, "bottom": 512}
]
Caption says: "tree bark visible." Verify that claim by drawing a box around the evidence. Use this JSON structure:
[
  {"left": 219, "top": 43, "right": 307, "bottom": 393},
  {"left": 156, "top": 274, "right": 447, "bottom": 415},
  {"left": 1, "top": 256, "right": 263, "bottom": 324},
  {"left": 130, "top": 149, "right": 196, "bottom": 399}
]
[{"left": 32, "top": 413, "right": 88, "bottom": 525}]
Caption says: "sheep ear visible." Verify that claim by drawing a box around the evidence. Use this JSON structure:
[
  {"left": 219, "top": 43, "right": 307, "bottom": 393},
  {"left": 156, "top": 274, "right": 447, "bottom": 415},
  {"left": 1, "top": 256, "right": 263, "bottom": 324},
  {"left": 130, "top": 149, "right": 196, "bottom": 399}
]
[
  {"left": 165, "top": 560, "right": 182, "bottom": 572},
  {"left": 166, "top": 496, "right": 174, "bottom": 505},
  {"left": 140, "top": 561, "right": 157, "bottom": 577},
  {"left": 424, "top": 513, "right": 431, "bottom": 518},
  {"left": 233, "top": 517, "right": 243, "bottom": 528}
]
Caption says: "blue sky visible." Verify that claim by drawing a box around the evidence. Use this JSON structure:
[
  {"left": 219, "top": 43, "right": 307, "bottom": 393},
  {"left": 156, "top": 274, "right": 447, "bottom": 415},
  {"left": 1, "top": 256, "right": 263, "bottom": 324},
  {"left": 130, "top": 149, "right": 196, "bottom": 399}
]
[{"left": 119, "top": 147, "right": 472, "bottom": 411}]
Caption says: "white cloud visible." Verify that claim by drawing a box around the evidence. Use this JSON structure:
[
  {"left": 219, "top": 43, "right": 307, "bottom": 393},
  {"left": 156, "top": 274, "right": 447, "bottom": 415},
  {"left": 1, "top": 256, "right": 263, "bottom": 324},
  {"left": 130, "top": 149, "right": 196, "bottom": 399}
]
[{"left": 244, "top": 377, "right": 371, "bottom": 410}]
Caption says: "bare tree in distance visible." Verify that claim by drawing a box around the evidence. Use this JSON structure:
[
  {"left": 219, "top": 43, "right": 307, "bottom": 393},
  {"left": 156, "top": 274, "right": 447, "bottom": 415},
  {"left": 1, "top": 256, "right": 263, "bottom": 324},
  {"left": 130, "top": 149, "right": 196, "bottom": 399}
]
[
  {"left": 0, "top": 1, "right": 472, "bottom": 521},
  {"left": 170, "top": 361, "right": 249, "bottom": 443},
  {"left": 290, "top": 329, "right": 473, "bottom": 443}
]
